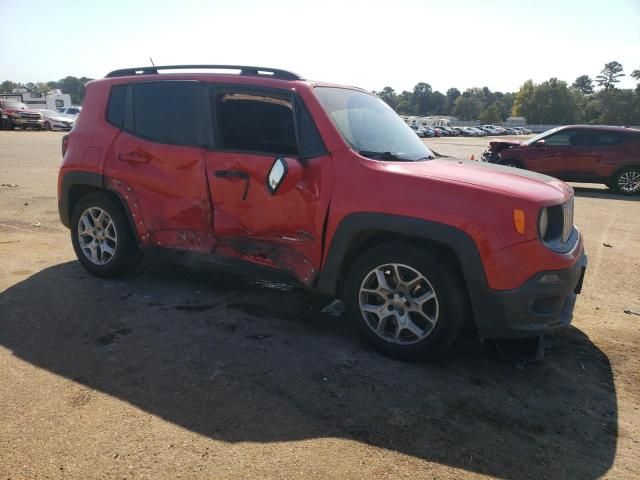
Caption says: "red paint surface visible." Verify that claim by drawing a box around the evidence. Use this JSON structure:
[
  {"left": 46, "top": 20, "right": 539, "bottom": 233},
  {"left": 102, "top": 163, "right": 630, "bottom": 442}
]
[{"left": 59, "top": 74, "right": 586, "bottom": 290}]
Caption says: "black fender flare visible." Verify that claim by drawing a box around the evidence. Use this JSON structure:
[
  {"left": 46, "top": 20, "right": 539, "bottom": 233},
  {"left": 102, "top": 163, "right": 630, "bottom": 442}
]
[
  {"left": 315, "top": 212, "right": 490, "bottom": 297},
  {"left": 58, "top": 171, "right": 104, "bottom": 228},
  {"left": 58, "top": 171, "right": 138, "bottom": 242}
]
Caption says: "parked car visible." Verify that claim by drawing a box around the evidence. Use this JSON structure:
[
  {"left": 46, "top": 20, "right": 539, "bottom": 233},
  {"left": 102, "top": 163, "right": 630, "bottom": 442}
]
[
  {"left": 432, "top": 126, "right": 448, "bottom": 137},
  {"left": 37, "top": 109, "right": 75, "bottom": 131},
  {"left": 456, "top": 127, "right": 479, "bottom": 137},
  {"left": 482, "top": 125, "right": 640, "bottom": 195},
  {"left": 438, "top": 126, "right": 460, "bottom": 136},
  {"left": 0, "top": 99, "right": 44, "bottom": 130},
  {"left": 410, "top": 125, "right": 425, "bottom": 137},
  {"left": 512, "top": 127, "right": 532, "bottom": 135},
  {"left": 452, "top": 127, "right": 471, "bottom": 136},
  {"left": 58, "top": 106, "right": 82, "bottom": 119},
  {"left": 58, "top": 64, "right": 586, "bottom": 360},
  {"left": 468, "top": 127, "right": 487, "bottom": 136}
]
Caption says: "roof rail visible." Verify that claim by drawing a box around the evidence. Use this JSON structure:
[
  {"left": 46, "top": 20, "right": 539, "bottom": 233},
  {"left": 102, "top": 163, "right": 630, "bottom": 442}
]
[{"left": 105, "top": 65, "right": 303, "bottom": 81}]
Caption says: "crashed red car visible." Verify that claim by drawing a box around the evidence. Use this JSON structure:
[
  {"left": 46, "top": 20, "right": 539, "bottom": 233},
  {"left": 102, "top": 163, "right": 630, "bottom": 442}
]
[
  {"left": 482, "top": 125, "right": 640, "bottom": 195},
  {"left": 57, "top": 65, "right": 587, "bottom": 360},
  {"left": 0, "top": 99, "right": 44, "bottom": 130}
]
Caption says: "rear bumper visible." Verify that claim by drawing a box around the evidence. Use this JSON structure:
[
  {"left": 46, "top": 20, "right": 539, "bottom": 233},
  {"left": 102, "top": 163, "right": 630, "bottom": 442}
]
[{"left": 473, "top": 252, "right": 587, "bottom": 340}]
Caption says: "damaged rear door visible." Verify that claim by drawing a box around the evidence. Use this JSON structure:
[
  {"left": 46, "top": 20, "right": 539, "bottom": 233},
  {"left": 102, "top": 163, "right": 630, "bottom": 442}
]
[{"left": 203, "top": 87, "right": 333, "bottom": 285}]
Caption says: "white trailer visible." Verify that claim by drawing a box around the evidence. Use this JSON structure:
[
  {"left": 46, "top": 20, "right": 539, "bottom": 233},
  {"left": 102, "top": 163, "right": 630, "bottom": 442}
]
[{"left": 0, "top": 88, "right": 72, "bottom": 111}]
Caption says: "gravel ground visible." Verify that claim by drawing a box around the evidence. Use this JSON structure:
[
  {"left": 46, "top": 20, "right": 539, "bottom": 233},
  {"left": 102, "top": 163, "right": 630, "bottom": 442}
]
[{"left": 1, "top": 131, "right": 639, "bottom": 479}]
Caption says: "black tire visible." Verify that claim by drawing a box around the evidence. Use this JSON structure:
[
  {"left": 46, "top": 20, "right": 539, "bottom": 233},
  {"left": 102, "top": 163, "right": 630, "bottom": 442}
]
[
  {"left": 344, "top": 243, "right": 467, "bottom": 361},
  {"left": 70, "top": 192, "right": 142, "bottom": 277},
  {"left": 611, "top": 166, "right": 640, "bottom": 196},
  {"left": 44, "top": 122, "right": 51, "bottom": 131}
]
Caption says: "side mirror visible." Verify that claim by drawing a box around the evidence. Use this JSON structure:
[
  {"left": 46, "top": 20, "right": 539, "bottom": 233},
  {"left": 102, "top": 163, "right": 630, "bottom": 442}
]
[
  {"left": 535, "top": 140, "right": 545, "bottom": 148},
  {"left": 266, "top": 157, "right": 303, "bottom": 195}
]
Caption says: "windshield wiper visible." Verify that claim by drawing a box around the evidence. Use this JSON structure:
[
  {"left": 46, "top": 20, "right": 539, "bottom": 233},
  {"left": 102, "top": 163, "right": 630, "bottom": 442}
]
[{"left": 359, "top": 150, "right": 410, "bottom": 161}]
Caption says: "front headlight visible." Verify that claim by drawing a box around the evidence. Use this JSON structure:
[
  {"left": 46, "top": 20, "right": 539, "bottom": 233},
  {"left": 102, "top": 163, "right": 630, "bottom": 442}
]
[{"left": 538, "top": 207, "right": 549, "bottom": 239}]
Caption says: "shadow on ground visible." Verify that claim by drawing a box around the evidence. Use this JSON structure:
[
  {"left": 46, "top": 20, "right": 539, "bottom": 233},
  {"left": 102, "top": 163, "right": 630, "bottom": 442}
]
[
  {"left": 0, "top": 259, "right": 617, "bottom": 479},
  {"left": 573, "top": 185, "right": 640, "bottom": 201}
]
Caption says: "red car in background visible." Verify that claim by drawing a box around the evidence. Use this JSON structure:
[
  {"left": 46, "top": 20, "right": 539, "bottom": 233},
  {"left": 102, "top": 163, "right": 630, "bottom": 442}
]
[{"left": 483, "top": 125, "right": 640, "bottom": 195}]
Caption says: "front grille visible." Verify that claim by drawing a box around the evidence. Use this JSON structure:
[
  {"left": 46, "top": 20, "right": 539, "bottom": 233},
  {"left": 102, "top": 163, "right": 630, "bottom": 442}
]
[
  {"left": 20, "top": 113, "right": 41, "bottom": 119},
  {"left": 561, "top": 197, "right": 574, "bottom": 243}
]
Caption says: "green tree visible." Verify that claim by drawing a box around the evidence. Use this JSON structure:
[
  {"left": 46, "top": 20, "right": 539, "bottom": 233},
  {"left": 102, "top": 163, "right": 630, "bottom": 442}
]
[
  {"left": 1, "top": 80, "right": 19, "bottom": 92},
  {"left": 412, "top": 82, "right": 432, "bottom": 115},
  {"left": 396, "top": 90, "right": 414, "bottom": 115},
  {"left": 632, "top": 69, "right": 640, "bottom": 93},
  {"left": 512, "top": 79, "right": 536, "bottom": 118},
  {"left": 427, "top": 91, "right": 447, "bottom": 115},
  {"left": 572, "top": 75, "right": 594, "bottom": 95},
  {"left": 454, "top": 95, "right": 481, "bottom": 120},
  {"left": 56, "top": 76, "right": 94, "bottom": 104},
  {"left": 513, "top": 78, "right": 578, "bottom": 123},
  {"left": 377, "top": 86, "right": 398, "bottom": 110},
  {"left": 596, "top": 89, "right": 640, "bottom": 125},
  {"left": 479, "top": 103, "right": 502, "bottom": 124},
  {"left": 595, "top": 61, "right": 625, "bottom": 90},
  {"left": 445, "top": 88, "right": 460, "bottom": 115}
]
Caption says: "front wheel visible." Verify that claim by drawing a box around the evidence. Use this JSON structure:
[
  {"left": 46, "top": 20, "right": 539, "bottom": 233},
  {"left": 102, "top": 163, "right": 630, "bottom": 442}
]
[
  {"left": 344, "top": 243, "right": 467, "bottom": 360},
  {"left": 70, "top": 192, "right": 142, "bottom": 277},
  {"left": 612, "top": 167, "right": 640, "bottom": 195}
]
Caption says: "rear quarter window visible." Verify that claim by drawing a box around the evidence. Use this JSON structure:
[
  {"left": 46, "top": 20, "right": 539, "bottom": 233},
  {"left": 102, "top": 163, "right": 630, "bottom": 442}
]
[{"left": 106, "top": 84, "right": 126, "bottom": 128}]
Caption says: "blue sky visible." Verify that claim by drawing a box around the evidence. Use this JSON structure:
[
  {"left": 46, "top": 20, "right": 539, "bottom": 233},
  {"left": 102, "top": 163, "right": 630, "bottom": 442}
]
[{"left": 1, "top": 0, "right": 639, "bottom": 93}]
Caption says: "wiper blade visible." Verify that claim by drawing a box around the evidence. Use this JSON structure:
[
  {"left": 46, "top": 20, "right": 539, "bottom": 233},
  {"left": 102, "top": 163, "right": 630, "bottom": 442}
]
[{"left": 359, "top": 150, "right": 409, "bottom": 161}]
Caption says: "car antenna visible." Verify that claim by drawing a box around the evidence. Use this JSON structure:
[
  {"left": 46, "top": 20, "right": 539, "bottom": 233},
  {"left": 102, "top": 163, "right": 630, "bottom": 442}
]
[{"left": 149, "top": 57, "right": 155, "bottom": 67}]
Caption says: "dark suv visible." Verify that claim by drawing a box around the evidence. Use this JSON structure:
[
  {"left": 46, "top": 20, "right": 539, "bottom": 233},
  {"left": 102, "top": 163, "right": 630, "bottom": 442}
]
[
  {"left": 483, "top": 125, "right": 640, "bottom": 195},
  {"left": 58, "top": 65, "right": 587, "bottom": 359}
]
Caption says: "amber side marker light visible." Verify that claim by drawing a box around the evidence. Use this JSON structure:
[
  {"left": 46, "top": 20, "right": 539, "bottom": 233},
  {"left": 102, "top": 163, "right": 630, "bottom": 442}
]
[{"left": 513, "top": 209, "right": 526, "bottom": 234}]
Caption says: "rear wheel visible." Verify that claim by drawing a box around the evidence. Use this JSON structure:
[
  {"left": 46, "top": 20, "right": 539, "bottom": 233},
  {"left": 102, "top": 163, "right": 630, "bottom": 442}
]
[
  {"left": 344, "top": 243, "right": 467, "bottom": 360},
  {"left": 612, "top": 167, "right": 640, "bottom": 195},
  {"left": 70, "top": 192, "right": 142, "bottom": 277}
]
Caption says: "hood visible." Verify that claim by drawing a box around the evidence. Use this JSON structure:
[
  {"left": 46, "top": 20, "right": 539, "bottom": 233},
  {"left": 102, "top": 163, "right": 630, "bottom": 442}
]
[
  {"left": 3, "top": 106, "right": 42, "bottom": 115},
  {"left": 384, "top": 158, "right": 571, "bottom": 204},
  {"left": 488, "top": 139, "right": 521, "bottom": 153}
]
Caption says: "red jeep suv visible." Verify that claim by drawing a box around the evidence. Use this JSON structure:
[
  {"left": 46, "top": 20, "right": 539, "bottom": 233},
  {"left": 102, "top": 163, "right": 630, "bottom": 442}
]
[
  {"left": 58, "top": 65, "right": 587, "bottom": 359},
  {"left": 483, "top": 125, "right": 640, "bottom": 195}
]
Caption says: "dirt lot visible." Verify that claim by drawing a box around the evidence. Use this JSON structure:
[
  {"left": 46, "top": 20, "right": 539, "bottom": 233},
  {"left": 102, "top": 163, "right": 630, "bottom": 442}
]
[{"left": 1, "top": 131, "right": 639, "bottom": 479}]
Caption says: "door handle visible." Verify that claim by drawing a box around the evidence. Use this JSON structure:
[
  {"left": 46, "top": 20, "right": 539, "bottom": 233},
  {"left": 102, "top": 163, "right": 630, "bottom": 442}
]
[
  {"left": 119, "top": 151, "right": 151, "bottom": 163},
  {"left": 214, "top": 170, "right": 250, "bottom": 200},
  {"left": 214, "top": 170, "right": 249, "bottom": 179}
]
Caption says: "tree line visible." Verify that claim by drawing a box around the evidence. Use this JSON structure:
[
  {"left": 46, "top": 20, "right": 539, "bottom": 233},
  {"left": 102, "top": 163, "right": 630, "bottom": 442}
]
[
  {"left": 374, "top": 61, "right": 640, "bottom": 125},
  {"left": 2, "top": 62, "right": 640, "bottom": 124},
  {"left": 1, "top": 77, "right": 94, "bottom": 105}
]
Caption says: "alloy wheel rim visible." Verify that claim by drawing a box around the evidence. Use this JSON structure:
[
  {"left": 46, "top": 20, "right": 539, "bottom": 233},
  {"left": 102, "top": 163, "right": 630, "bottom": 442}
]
[
  {"left": 77, "top": 207, "right": 117, "bottom": 265},
  {"left": 358, "top": 263, "right": 439, "bottom": 345},
  {"left": 618, "top": 171, "right": 640, "bottom": 193}
]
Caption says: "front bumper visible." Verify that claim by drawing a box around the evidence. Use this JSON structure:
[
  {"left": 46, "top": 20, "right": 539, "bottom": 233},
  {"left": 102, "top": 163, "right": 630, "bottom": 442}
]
[
  {"left": 12, "top": 117, "right": 44, "bottom": 126},
  {"left": 474, "top": 252, "right": 587, "bottom": 340}
]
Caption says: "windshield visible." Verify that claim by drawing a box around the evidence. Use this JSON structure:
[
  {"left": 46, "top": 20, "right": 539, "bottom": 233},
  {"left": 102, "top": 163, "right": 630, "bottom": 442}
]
[
  {"left": 314, "top": 87, "right": 435, "bottom": 161},
  {"left": 523, "top": 126, "right": 563, "bottom": 145}
]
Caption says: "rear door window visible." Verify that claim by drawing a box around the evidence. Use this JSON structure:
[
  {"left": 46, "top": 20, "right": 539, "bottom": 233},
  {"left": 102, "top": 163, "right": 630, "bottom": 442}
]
[{"left": 132, "top": 82, "right": 202, "bottom": 146}]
